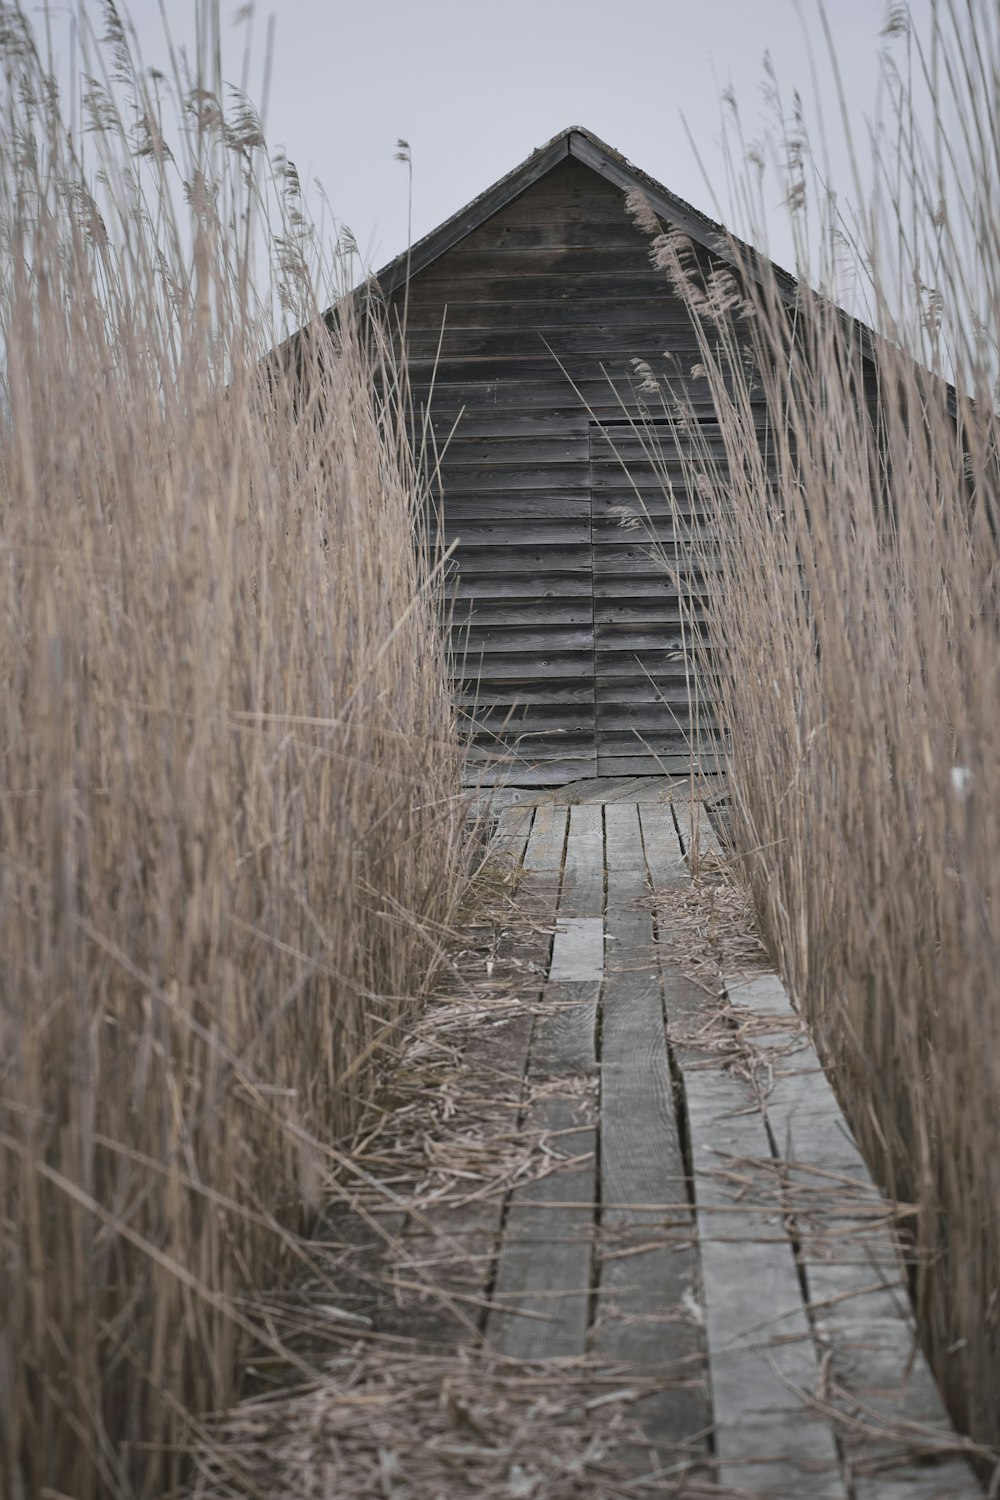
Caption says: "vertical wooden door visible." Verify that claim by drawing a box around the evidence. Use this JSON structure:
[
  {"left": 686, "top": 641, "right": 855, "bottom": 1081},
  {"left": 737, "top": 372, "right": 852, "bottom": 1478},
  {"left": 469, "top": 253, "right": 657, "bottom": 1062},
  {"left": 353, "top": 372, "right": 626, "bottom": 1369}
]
[
  {"left": 442, "top": 420, "right": 599, "bottom": 785},
  {"left": 590, "top": 422, "right": 718, "bottom": 776}
]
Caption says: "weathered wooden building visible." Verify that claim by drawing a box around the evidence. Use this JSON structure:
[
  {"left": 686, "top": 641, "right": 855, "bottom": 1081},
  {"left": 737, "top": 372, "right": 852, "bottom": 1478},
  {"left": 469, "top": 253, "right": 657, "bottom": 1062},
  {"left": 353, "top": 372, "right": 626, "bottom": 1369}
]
[{"left": 364, "top": 126, "right": 768, "bottom": 785}]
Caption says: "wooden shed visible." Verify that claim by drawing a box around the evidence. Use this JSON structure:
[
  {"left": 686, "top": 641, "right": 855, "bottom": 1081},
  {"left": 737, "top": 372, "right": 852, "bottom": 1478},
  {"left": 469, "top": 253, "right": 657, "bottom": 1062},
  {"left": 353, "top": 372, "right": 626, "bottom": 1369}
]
[{"left": 364, "top": 126, "right": 769, "bottom": 786}]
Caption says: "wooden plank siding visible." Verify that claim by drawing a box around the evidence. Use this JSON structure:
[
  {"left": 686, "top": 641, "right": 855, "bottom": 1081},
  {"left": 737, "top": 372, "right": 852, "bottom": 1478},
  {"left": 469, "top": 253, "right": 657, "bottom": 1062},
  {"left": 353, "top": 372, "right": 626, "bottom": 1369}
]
[{"left": 385, "top": 156, "right": 740, "bottom": 783}]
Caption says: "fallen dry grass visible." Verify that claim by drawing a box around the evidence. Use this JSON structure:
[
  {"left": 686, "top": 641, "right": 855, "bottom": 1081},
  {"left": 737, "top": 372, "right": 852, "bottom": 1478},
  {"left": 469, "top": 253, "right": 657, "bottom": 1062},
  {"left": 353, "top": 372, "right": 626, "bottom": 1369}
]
[
  {"left": 183, "top": 1351, "right": 731, "bottom": 1500},
  {"left": 180, "top": 834, "right": 994, "bottom": 1497}
]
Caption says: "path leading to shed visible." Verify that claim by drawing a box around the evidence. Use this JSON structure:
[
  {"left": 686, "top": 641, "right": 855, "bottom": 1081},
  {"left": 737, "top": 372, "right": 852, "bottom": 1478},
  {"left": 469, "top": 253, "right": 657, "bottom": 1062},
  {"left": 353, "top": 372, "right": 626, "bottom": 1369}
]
[{"left": 190, "top": 783, "right": 985, "bottom": 1499}]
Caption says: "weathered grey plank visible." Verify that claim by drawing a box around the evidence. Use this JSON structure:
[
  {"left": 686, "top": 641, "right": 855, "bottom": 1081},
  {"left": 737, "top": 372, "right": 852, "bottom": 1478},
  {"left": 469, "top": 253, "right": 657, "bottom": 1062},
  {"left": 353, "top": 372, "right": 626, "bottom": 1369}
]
[
  {"left": 410, "top": 295, "right": 699, "bottom": 332},
  {"left": 387, "top": 1010, "right": 535, "bottom": 1347},
  {"left": 558, "top": 804, "right": 604, "bottom": 917},
  {"left": 454, "top": 599, "right": 593, "bottom": 627},
  {"left": 593, "top": 861, "right": 708, "bottom": 1450},
  {"left": 669, "top": 795, "right": 726, "bottom": 865},
  {"left": 487, "top": 797, "right": 601, "bottom": 1362},
  {"left": 639, "top": 803, "right": 688, "bottom": 889},
  {"left": 531, "top": 981, "right": 599, "bottom": 1078},
  {"left": 602, "top": 800, "right": 643, "bottom": 873},
  {"left": 521, "top": 803, "right": 568, "bottom": 872},
  {"left": 549, "top": 915, "right": 604, "bottom": 981},
  {"left": 486, "top": 1092, "right": 596, "bottom": 1358},
  {"left": 492, "top": 804, "right": 533, "bottom": 865},
  {"left": 597, "top": 750, "right": 720, "bottom": 778},
  {"left": 726, "top": 975, "right": 983, "bottom": 1498},
  {"left": 684, "top": 1065, "right": 847, "bottom": 1497},
  {"left": 466, "top": 756, "right": 598, "bottom": 788}
]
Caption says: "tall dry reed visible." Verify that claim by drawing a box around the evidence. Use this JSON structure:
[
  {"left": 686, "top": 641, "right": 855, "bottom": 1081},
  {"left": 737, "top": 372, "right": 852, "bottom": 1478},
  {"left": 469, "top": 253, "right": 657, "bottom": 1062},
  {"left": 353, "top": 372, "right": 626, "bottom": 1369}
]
[
  {"left": 629, "top": 0, "right": 999, "bottom": 1452},
  {"left": 0, "top": 5, "right": 466, "bottom": 1496}
]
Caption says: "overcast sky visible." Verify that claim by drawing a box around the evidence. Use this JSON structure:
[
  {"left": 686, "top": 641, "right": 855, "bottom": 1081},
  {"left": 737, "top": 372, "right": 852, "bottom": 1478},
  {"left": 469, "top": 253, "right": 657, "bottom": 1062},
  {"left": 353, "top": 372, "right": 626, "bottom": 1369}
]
[{"left": 38, "top": 0, "right": 944, "bottom": 288}]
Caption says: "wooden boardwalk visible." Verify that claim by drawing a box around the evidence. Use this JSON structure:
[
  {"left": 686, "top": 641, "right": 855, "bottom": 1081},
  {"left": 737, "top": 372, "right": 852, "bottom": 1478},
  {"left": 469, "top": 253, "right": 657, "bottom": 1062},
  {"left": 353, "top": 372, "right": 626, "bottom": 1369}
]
[
  {"left": 464, "top": 791, "right": 981, "bottom": 1496},
  {"left": 207, "top": 784, "right": 984, "bottom": 1497}
]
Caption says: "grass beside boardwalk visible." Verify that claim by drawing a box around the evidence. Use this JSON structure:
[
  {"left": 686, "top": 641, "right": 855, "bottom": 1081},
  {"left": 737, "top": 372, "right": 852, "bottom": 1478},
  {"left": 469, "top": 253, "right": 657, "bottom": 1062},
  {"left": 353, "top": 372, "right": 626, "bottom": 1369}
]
[
  {"left": 0, "top": 8, "right": 468, "bottom": 1496},
  {"left": 631, "top": 2, "right": 1000, "bottom": 1458}
]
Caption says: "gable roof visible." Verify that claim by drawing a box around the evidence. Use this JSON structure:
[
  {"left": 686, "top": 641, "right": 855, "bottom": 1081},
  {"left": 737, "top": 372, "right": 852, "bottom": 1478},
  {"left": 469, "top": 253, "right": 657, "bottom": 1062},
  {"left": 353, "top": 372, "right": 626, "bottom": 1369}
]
[
  {"left": 372, "top": 124, "right": 796, "bottom": 304},
  {"left": 359, "top": 125, "right": 957, "bottom": 418}
]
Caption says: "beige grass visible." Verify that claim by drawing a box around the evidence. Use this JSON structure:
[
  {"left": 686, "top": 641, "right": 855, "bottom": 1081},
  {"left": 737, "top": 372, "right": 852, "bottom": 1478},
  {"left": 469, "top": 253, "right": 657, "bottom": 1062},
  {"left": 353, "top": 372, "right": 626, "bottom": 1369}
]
[
  {"left": 0, "top": 5, "right": 468, "bottom": 1496},
  {"left": 628, "top": 0, "right": 1000, "bottom": 1457}
]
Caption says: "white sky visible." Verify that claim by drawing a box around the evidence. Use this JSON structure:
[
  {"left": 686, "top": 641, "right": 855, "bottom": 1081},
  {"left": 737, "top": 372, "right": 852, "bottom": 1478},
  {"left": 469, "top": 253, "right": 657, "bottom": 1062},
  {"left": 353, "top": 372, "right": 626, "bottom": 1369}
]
[{"left": 38, "top": 0, "right": 940, "bottom": 286}]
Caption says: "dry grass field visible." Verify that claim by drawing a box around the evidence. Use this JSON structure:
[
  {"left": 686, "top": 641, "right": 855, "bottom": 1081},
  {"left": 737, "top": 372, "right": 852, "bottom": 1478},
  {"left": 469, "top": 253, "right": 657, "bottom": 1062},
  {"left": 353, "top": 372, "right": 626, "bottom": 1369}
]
[
  {"left": 0, "top": 8, "right": 468, "bottom": 1496},
  {"left": 629, "top": 0, "right": 1000, "bottom": 1458}
]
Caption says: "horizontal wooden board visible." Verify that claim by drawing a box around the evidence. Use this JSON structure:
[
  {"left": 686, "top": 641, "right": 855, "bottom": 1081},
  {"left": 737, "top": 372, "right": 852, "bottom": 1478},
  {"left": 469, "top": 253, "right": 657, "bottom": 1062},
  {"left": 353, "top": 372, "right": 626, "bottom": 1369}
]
[
  {"left": 596, "top": 700, "right": 710, "bottom": 730},
  {"left": 442, "top": 496, "right": 591, "bottom": 522},
  {"left": 439, "top": 519, "right": 591, "bottom": 548},
  {"left": 590, "top": 679, "right": 713, "bottom": 706},
  {"left": 596, "top": 749, "right": 717, "bottom": 775},
  {"left": 593, "top": 597, "right": 710, "bottom": 624},
  {"left": 594, "top": 622, "right": 707, "bottom": 650},
  {"left": 406, "top": 278, "right": 683, "bottom": 320},
  {"left": 592, "top": 575, "right": 713, "bottom": 604},
  {"left": 430, "top": 410, "right": 591, "bottom": 440},
  {"left": 459, "top": 624, "right": 594, "bottom": 654},
  {"left": 404, "top": 297, "right": 692, "bottom": 333},
  {"left": 403, "top": 245, "right": 705, "bottom": 279},
  {"left": 458, "top": 650, "right": 595, "bottom": 681},
  {"left": 452, "top": 598, "right": 593, "bottom": 627},
  {"left": 452, "top": 544, "right": 592, "bottom": 574},
  {"left": 595, "top": 649, "right": 711, "bottom": 678},
  {"left": 464, "top": 750, "right": 599, "bottom": 786},
  {"left": 411, "top": 376, "right": 700, "bottom": 412},
  {"left": 455, "top": 216, "right": 649, "bottom": 251},
  {"left": 437, "top": 465, "right": 589, "bottom": 492},
  {"left": 455, "top": 681, "right": 595, "bottom": 706},
  {"left": 450, "top": 573, "right": 593, "bottom": 600},
  {"left": 479, "top": 192, "right": 631, "bottom": 227},
  {"left": 464, "top": 705, "right": 596, "bottom": 735},
  {"left": 405, "top": 326, "right": 715, "bottom": 363},
  {"left": 440, "top": 434, "right": 589, "bottom": 464}
]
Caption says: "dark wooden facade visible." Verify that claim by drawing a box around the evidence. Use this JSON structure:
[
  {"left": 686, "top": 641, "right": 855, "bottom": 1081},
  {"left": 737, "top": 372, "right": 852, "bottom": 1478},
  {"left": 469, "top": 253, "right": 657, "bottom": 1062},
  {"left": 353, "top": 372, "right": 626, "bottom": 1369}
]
[{"left": 371, "top": 128, "right": 758, "bottom": 785}]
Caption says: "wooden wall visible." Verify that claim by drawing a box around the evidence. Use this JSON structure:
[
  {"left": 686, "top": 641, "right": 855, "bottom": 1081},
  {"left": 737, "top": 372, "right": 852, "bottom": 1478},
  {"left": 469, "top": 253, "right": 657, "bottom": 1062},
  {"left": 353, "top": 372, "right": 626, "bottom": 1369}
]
[{"left": 385, "top": 157, "right": 741, "bottom": 784}]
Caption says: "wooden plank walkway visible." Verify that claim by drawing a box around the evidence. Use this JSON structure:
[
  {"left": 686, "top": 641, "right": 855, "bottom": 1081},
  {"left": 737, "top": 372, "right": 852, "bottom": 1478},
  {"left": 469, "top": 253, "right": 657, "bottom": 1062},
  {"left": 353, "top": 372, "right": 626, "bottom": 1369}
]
[
  {"left": 474, "top": 786, "right": 981, "bottom": 1494},
  {"left": 242, "top": 781, "right": 984, "bottom": 1497}
]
